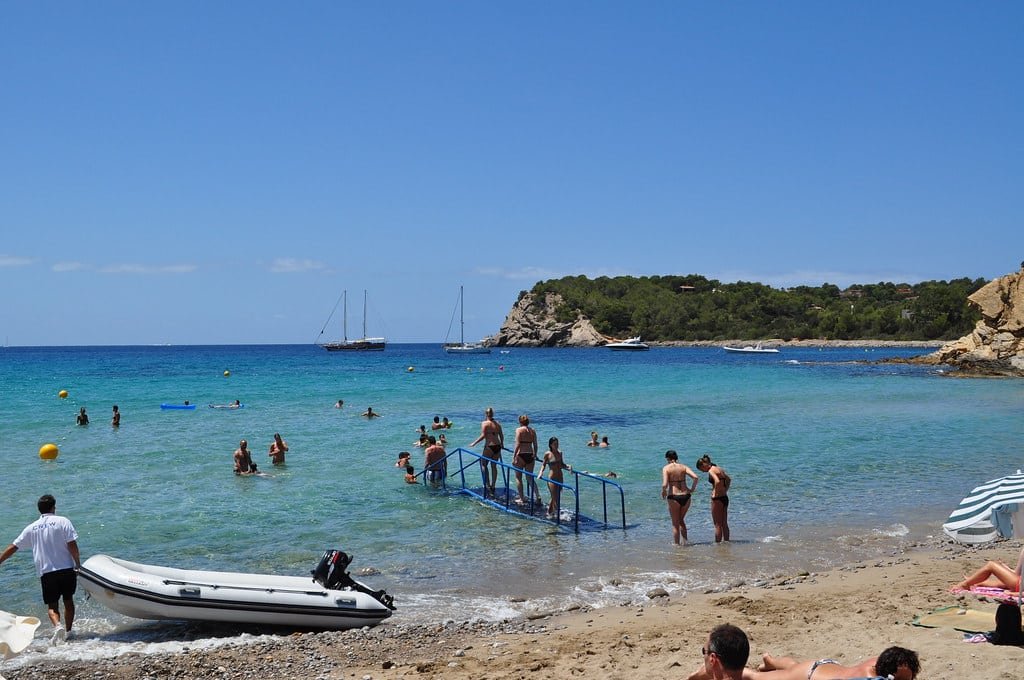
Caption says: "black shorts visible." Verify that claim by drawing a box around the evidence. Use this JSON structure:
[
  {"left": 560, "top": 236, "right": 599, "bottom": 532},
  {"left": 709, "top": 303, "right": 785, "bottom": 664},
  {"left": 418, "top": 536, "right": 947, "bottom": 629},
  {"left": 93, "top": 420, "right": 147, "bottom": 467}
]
[{"left": 41, "top": 568, "right": 77, "bottom": 605}]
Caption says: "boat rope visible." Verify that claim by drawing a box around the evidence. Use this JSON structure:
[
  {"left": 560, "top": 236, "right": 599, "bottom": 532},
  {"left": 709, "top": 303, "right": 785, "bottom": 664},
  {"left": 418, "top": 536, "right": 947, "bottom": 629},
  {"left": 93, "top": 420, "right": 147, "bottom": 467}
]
[
  {"left": 443, "top": 288, "right": 461, "bottom": 343},
  {"left": 162, "top": 578, "right": 329, "bottom": 596},
  {"left": 314, "top": 290, "right": 347, "bottom": 344}
]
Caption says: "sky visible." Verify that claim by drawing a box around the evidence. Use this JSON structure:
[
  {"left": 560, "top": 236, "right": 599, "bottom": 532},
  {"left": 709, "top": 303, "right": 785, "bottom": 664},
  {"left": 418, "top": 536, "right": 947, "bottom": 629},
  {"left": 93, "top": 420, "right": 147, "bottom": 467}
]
[{"left": 1, "top": 2, "right": 1020, "bottom": 345}]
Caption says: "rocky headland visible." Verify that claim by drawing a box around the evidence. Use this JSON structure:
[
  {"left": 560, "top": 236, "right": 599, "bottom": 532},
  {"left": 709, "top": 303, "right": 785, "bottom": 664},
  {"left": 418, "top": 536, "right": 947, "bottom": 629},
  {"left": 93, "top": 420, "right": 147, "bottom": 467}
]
[
  {"left": 487, "top": 291, "right": 606, "bottom": 347},
  {"left": 912, "top": 267, "right": 1024, "bottom": 377},
  {"left": 490, "top": 271, "right": 1024, "bottom": 376},
  {"left": 486, "top": 291, "right": 950, "bottom": 351}
]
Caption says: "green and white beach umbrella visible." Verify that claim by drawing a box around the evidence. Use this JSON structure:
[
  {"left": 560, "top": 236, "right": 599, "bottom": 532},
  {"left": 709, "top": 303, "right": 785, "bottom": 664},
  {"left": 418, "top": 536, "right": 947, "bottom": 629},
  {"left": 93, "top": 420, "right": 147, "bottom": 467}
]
[{"left": 943, "top": 470, "right": 1024, "bottom": 545}]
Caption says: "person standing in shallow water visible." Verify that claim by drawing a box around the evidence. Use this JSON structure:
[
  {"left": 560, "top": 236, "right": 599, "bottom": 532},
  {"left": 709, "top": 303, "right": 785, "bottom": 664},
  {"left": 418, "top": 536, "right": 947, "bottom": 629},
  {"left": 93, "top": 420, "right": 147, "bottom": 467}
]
[
  {"left": 234, "top": 440, "right": 256, "bottom": 474},
  {"left": 470, "top": 407, "right": 504, "bottom": 495},
  {"left": 662, "top": 450, "right": 699, "bottom": 545},
  {"left": 537, "top": 437, "right": 571, "bottom": 518},
  {"left": 268, "top": 433, "right": 288, "bottom": 465},
  {"left": 696, "top": 454, "right": 732, "bottom": 542},
  {"left": 111, "top": 405, "right": 120, "bottom": 428},
  {"left": 512, "top": 414, "right": 541, "bottom": 505},
  {"left": 76, "top": 407, "right": 89, "bottom": 426},
  {"left": 423, "top": 435, "right": 447, "bottom": 483}
]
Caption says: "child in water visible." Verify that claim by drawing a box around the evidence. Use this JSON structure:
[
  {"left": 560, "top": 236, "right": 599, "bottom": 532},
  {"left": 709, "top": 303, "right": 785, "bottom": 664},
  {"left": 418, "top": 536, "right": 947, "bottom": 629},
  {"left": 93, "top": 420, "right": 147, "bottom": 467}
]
[{"left": 394, "top": 451, "right": 417, "bottom": 483}]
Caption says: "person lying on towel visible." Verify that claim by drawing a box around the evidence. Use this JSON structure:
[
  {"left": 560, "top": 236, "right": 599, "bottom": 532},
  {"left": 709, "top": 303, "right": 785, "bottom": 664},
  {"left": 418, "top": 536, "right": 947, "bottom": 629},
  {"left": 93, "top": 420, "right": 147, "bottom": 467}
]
[{"left": 954, "top": 545, "right": 1024, "bottom": 593}]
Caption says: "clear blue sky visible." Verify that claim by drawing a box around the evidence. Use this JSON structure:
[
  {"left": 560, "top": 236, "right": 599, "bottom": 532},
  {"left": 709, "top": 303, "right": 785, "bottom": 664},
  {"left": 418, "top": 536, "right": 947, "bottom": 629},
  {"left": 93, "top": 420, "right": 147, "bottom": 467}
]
[{"left": 1, "top": 2, "right": 1020, "bottom": 345}]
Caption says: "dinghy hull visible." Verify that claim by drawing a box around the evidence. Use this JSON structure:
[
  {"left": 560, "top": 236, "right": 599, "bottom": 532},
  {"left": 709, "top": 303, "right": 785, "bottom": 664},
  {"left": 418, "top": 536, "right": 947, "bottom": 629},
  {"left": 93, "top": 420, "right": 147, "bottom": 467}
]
[{"left": 79, "top": 554, "right": 392, "bottom": 630}]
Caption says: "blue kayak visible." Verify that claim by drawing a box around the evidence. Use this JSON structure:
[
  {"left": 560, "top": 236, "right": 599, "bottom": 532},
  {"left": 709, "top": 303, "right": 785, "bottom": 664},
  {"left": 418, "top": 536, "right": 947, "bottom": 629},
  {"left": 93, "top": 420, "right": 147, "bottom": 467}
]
[{"left": 160, "top": 403, "right": 196, "bottom": 410}]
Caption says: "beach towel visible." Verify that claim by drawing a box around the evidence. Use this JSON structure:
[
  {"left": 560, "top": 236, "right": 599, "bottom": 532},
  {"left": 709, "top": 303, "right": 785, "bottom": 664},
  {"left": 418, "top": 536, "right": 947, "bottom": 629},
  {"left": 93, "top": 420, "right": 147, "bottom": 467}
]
[
  {"left": 950, "top": 585, "right": 1021, "bottom": 606},
  {"left": 0, "top": 610, "right": 40, "bottom": 660},
  {"left": 911, "top": 605, "right": 995, "bottom": 633}
]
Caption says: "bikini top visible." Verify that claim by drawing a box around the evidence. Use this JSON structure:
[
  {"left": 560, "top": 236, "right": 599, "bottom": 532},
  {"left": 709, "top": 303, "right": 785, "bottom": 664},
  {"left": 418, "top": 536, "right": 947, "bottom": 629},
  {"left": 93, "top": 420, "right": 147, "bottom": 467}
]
[
  {"left": 708, "top": 470, "right": 731, "bottom": 490},
  {"left": 545, "top": 454, "right": 567, "bottom": 470}
]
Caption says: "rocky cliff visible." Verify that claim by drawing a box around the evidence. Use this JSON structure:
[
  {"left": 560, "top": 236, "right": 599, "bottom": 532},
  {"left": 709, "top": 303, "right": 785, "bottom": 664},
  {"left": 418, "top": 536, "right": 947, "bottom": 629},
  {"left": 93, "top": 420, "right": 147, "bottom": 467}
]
[
  {"left": 918, "top": 267, "right": 1024, "bottom": 376},
  {"left": 487, "top": 292, "right": 607, "bottom": 347}
]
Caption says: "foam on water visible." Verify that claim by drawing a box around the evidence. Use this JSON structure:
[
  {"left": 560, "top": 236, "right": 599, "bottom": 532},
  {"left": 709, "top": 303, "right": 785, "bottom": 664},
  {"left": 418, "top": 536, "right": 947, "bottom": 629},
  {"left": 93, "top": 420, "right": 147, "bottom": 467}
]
[
  {"left": 4, "top": 623, "right": 276, "bottom": 669},
  {"left": 873, "top": 523, "right": 910, "bottom": 538}
]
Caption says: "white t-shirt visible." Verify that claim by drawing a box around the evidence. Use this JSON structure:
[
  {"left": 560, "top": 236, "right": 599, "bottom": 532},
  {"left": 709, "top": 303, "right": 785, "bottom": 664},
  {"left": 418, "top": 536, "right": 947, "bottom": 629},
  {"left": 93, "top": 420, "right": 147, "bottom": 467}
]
[{"left": 12, "top": 514, "right": 79, "bottom": 576}]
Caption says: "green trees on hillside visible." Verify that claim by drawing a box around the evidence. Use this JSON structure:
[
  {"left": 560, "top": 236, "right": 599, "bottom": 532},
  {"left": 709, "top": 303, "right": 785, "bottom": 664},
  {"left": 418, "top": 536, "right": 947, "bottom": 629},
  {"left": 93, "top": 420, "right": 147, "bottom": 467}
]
[{"left": 530, "top": 275, "right": 985, "bottom": 341}]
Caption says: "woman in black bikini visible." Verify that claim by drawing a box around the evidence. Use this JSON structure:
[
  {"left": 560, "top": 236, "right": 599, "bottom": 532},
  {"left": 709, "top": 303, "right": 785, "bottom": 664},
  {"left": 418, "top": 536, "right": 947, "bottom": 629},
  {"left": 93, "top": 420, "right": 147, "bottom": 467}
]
[
  {"left": 470, "top": 407, "right": 504, "bottom": 495},
  {"left": 513, "top": 414, "right": 542, "bottom": 506},
  {"left": 537, "top": 437, "right": 571, "bottom": 519},
  {"left": 661, "top": 450, "right": 699, "bottom": 545},
  {"left": 696, "top": 454, "right": 732, "bottom": 542}
]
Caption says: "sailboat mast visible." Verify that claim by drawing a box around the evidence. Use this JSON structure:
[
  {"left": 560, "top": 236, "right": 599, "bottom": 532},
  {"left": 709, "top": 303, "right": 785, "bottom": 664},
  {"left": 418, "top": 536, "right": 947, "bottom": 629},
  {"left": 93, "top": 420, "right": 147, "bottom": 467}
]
[
  {"left": 343, "top": 290, "right": 348, "bottom": 342},
  {"left": 363, "top": 290, "right": 368, "bottom": 339},
  {"left": 460, "top": 285, "right": 465, "bottom": 345}
]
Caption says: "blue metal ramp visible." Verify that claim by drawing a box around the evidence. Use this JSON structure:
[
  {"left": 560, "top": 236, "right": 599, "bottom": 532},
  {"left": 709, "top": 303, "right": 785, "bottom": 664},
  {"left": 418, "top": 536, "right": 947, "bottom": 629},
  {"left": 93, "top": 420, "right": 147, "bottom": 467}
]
[{"left": 417, "top": 447, "right": 627, "bottom": 533}]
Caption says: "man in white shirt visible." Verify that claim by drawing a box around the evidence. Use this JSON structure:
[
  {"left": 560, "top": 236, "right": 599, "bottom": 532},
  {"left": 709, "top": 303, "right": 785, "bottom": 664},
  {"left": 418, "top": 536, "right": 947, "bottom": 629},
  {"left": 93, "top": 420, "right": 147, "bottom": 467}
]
[{"left": 0, "top": 494, "right": 82, "bottom": 642}]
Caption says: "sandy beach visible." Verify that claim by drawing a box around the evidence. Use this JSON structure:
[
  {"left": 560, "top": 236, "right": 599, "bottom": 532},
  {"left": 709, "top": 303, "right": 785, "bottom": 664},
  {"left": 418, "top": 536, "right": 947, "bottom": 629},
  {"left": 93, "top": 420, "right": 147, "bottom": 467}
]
[{"left": 5, "top": 538, "right": 1022, "bottom": 680}]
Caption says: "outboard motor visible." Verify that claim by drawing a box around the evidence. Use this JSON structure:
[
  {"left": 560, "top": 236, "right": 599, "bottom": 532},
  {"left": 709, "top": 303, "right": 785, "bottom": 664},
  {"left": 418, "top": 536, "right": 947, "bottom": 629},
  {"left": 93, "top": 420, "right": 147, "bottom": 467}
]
[
  {"left": 311, "top": 549, "right": 353, "bottom": 589},
  {"left": 311, "top": 549, "right": 395, "bottom": 610}
]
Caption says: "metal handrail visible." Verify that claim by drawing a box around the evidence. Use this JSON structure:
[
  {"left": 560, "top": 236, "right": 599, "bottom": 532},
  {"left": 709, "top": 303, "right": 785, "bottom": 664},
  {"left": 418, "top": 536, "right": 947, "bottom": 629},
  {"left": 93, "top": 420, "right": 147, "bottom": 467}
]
[
  {"left": 415, "top": 446, "right": 626, "bottom": 532},
  {"left": 573, "top": 470, "right": 627, "bottom": 529}
]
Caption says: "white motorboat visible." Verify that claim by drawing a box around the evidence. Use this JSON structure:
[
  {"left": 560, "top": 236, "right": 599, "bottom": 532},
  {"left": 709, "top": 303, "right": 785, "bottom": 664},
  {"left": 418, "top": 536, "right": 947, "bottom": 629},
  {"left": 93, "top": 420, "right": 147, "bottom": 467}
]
[
  {"left": 79, "top": 551, "right": 394, "bottom": 630},
  {"left": 604, "top": 336, "right": 650, "bottom": 351},
  {"left": 723, "top": 342, "right": 780, "bottom": 354}
]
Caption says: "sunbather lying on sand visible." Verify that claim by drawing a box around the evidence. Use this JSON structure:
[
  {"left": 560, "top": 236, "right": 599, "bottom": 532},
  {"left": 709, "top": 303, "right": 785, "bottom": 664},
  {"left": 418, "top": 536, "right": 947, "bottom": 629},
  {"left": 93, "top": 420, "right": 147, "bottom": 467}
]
[
  {"left": 954, "top": 545, "right": 1024, "bottom": 592},
  {"left": 685, "top": 642, "right": 919, "bottom": 680},
  {"left": 743, "top": 646, "right": 919, "bottom": 680}
]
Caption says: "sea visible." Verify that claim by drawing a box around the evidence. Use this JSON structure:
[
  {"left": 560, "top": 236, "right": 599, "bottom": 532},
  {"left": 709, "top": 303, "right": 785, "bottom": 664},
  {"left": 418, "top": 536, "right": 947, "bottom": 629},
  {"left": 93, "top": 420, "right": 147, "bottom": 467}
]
[{"left": 2, "top": 343, "right": 1022, "bottom": 666}]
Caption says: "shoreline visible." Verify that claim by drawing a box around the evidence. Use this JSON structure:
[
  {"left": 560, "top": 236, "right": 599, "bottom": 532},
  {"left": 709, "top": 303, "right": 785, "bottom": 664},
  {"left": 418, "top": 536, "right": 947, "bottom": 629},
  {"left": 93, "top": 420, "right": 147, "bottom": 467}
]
[
  {"left": 651, "top": 339, "right": 945, "bottom": 348},
  {"left": 7, "top": 539, "right": 1022, "bottom": 679}
]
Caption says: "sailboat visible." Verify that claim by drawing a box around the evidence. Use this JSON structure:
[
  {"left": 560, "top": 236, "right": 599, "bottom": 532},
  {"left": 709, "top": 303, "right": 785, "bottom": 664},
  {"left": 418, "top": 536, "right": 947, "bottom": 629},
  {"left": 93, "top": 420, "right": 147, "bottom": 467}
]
[
  {"left": 320, "top": 290, "right": 386, "bottom": 351},
  {"left": 443, "top": 285, "right": 491, "bottom": 354}
]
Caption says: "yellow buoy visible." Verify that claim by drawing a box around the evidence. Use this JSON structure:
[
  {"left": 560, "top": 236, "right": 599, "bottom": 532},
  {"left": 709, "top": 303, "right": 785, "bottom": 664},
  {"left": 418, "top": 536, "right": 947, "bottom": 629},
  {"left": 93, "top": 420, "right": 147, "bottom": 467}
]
[
  {"left": 39, "top": 443, "right": 59, "bottom": 460},
  {"left": 58, "top": 390, "right": 69, "bottom": 399},
  {"left": 223, "top": 370, "right": 231, "bottom": 377},
  {"left": 407, "top": 366, "right": 415, "bottom": 372}
]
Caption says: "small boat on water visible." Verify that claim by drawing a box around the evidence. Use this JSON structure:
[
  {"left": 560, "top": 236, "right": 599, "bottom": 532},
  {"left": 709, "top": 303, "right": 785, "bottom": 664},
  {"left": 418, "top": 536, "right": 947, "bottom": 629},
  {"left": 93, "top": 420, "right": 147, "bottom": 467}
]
[
  {"left": 318, "top": 290, "right": 386, "bottom": 352},
  {"left": 723, "top": 342, "right": 780, "bottom": 354},
  {"left": 605, "top": 336, "right": 650, "bottom": 351},
  {"left": 444, "top": 285, "right": 491, "bottom": 354},
  {"left": 79, "top": 551, "right": 394, "bottom": 630}
]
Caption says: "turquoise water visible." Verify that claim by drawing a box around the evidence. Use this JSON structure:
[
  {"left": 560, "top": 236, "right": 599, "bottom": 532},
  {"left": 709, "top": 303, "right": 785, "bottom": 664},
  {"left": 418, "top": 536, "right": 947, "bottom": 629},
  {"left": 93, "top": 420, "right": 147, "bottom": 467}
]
[{"left": 2, "top": 344, "right": 1023, "bottom": 660}]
